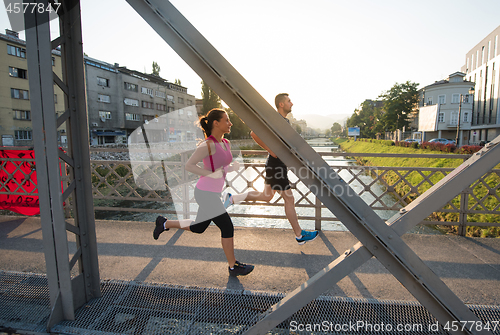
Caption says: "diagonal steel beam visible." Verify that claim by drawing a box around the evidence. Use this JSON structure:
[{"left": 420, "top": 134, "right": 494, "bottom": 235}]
[
  {"left": 125, "top": 1, "right": 492, "bottom": 334},
  {"left": 246, "top": 137, "right": 500, "bottom": 335}
]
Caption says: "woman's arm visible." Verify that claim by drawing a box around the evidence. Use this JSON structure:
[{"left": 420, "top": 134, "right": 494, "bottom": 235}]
[{"left": 185, "top": 140, "right": 223, "bottom": 178}]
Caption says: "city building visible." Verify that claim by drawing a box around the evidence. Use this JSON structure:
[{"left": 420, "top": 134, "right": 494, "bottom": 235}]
[
  {"left": 417, "top": 72, "right": 474, "bottom": 144},
  {"left": 0, "top": 30, "right": 198, "bottom": 147},
  {"left": 0, "top": 29, "right": 66, "bottom": 146},
  {"left": 85, "top": 57, "right": 197, "bottom": 145},
  {"left": 461, "top": 24, "right": 500, "bottom": 145}
]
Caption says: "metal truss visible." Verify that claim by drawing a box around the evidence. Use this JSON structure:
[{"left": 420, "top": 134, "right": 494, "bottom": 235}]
[
  {"left": 126, "top": 1, "right": 496, "bottom": 334},
  {"left": 24, "top": 0, "right": 100, "bottom": 331}
]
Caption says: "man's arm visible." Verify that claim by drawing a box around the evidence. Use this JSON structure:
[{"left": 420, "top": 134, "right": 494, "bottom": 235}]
[{"left": 250, "top": 131, "right": 277, "bottom": 158}]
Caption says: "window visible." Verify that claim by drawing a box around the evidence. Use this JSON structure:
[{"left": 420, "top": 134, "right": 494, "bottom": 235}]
[
  {"left": 167, "top": 95, "right": 174, "bottom": 102},
  {"left": 178, "top": 97, "right": 184, "bottom": 104},
  {"left": 54, "top": 94, "right": 57, "bottom": 103},
  {"left": 11, "top": 88, "right": 29, "bottom": 100},
  {"left": 450, "top": 112, "right": 458, "bottom": 125},
  {"left": 9, "top": 67, "right": 27, "bottom": 79},
  {"left": 157, "top": 103, "right": 166, "bottom": 111},
  {"left": 427, "top": 97, "right": 433, "bottom": 105},
  {"left": 169, "top": 119, "right": 175, "bottom": 125},
  {"left": 141, "top": 87, "right": 153, "bottom": 96},
  {"left": 124, "top": 98, "right": 139, "bottom": 106},
  {"left": 124, "top": 82, "right": 138, "bottom": 92},
  {"left": 142, "top": 101, "right": 154, "bottom": 109},
  {"left": 7, "top": 44, "right": 26, "bottom": 58},
  {"left": 126, "top": 113, "right": 141, "bottom": 121},
  {"left": 187, "top": 99, "right": 192, "bottom": 105},
  {"left": 438, "top": 95, "right": 446, "bottom": 104},
  {"left": 179, "top": 109, "right": 184, "bottom": 115},
  {"left": 167, "top": 106, "right": 174, "bottom": 113},
  {"left": 52, "top": 57, "right": 55, "bottom": 66},
  {"left": 98, "top": 94, "right": 110, "bottom": 103},
  {"left": 438, "top": 112, "right": 444, "bottom": 123},
  {"left": 97, "top": 77, "right": 109, "bottom": 87},
  {"left": 143, "top": 115, "right": 154, "bottom": 122},
  {"left": 463, "top": 112, "right": 470, "bottom": 123},
  {"left": 13, "top": 110, "right": 30, "bottom": 120},
  {"left": 187, "top": 110, "right": 192, "bottom": 116},
  {"left": 99, "top": 111, "right": 112, "bottom": 119},
  {"left": 451, "top": 94, "right": 460, "bottom": 104},
  {"left": 156, "top": 91, "right": 166, "bottom": 98},
  {"left": 15, "top": 130, "right": 32, "bottom": 140}
]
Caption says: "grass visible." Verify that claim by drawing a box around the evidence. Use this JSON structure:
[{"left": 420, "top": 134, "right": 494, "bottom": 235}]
[{"left": 336, "top": 138, "right": 500, "bottom": 238}]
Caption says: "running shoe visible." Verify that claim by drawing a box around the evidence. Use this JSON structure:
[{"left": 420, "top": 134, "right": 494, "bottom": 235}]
[
  {"left": 153, "top": 216, "right": 169, "bottom": 240},
  {"left": 222, "top": 192, "right": 233, "bottom": 209},
  {"left": 296, "top": 230, "right": 319, "bottom": 245},
  {"left": 228, "top": 260, "right": 254, "bottom": 276}
]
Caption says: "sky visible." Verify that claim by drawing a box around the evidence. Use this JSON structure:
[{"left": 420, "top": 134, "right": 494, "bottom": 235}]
[{"left": 2, "top": 0, "right": 500, "bottom": 119}]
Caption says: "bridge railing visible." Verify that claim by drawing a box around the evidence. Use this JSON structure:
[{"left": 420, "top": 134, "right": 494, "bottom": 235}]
[{"left": 1, "top": 148, "right": 499, "bottom": 235}]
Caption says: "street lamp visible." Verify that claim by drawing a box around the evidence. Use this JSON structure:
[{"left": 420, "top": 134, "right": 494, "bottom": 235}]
[{"left": 455, "top": 87, "right": 475, "bottom": 147}]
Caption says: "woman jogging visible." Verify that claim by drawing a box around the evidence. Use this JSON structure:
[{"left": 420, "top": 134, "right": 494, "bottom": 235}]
[{"left": 153, "top": 108, "right": 254, "bottom": 277}]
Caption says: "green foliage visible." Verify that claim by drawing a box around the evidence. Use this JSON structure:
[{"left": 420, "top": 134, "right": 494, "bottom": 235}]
[
  {"left": 226, "top": 108, "right": 251, "bottom": 139},
  {"left": 200, "top": 80, "right": 221, "bottom": 115},
  {"left": 379, "top": 81, "right": 419, "bottom": 132},
  {"left": 151, "top": 61, "right": 160, "bottom": 76},
  {"left": 340, "top": 140, "right": 499, "bottom": 237},
  {"left": 330, "top": 122, "right": 342, "bottom": 137}
]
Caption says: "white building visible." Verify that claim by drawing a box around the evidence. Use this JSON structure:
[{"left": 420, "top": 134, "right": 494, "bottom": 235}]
[
  {"left": 418, "top": 72, "right": 474, "bottom": 145},
  {"left": 461, "top": 24, "right": 500, "bottom": 145}
]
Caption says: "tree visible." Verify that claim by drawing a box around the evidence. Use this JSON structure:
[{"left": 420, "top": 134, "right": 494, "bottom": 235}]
[
  {"left": 225, "top": 108, "right": 251, "bottom": 139},
  {"left": 295, "top": 125, "right": 302, "bottom": 134},
  {"left": 151, "top": 61, "right": 161, "bottom": 76},
  {"left": 379, "top": 81, "right": 419, "bottom": 132},
  {"left": 200, "top": 80, "right": 221, "bottom": 115},
  {"left": 331, "top": 122, "right": 342, "bottom": 137}
]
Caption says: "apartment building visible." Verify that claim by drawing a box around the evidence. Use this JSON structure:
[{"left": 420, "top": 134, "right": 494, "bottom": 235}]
[
  {"left": 418, "top": 72, "right": 474, "bottom": 144},
  {"left": 85, "top": 57, "right": 197, "bottom": 145},
  {"left": 461, "top": 24, "right": 500, "bottom": 145},
  {"left": 0, "top": 29, "right": 66, "bottom": 146}
]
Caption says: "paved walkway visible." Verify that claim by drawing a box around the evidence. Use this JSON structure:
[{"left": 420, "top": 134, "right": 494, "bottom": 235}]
[{"left": 1, "top": 215, "right": 499, "bottom": 306}]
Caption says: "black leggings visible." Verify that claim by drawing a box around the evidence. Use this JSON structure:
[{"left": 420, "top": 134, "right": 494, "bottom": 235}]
[{"left": 190, "top": 188, "right": 234, "bottom": 238}]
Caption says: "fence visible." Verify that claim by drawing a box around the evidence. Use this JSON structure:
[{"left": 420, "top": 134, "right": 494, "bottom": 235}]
[{"left": 1, "top": 147, "right": 499, "bottom": 235}]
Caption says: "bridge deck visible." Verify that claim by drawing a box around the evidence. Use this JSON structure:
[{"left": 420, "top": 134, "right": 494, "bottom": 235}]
[{"left": 1, "top": 215, "right": 499, "bottom": 334}]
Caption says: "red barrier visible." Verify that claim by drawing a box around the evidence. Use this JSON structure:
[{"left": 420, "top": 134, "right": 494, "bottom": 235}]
[{"left": 0, "top": 149, "right": 40, "bottom": 215}]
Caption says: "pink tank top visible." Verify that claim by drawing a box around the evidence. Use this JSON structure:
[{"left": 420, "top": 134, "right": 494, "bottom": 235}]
[{"left": 196, "top": 136, "right": 233, "bottom": 193}]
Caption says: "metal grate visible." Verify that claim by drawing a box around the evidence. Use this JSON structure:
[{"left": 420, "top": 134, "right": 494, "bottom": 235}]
[{"left": 1, "top": 271, "right": 499, "bottom": 334}]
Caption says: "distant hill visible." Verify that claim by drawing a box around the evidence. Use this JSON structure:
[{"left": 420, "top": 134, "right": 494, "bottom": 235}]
[{"left": 296, "top": 113, "right": 350, "bottom": 130}]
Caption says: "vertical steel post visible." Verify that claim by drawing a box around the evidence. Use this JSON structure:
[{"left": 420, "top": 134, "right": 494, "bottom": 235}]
[
  {"left": 25, "top": 0, "right": 100, "bottom": 330},
  {"left": 25, "top": 3, "right": 75, "bottom": 326},
  {"left": 458, "top": 189, "right": 469, "bottom": 236},
  {"left": 314, "top": 197, "right": 322, "bottom": 230}
]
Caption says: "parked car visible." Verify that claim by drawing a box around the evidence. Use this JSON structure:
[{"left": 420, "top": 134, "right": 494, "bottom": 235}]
[
  {"left": 404, "top": 138, "right": 421, "bottom": 144},
  {"left": 428, "top": 138, "right": 455, "bottom": 145}
]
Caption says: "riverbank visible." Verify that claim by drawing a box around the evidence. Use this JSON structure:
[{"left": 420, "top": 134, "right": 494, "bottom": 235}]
[{"left": 333, "top": 138, "right": 500, "bottom": 238}]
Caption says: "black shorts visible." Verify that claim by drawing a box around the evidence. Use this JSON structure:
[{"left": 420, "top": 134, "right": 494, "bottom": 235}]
[
  {"left": 190, "top": 188, "right": 234, "bottom": 238},
  {"left": 264, "top": 155, "right": 290, "bottom": 191}
]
